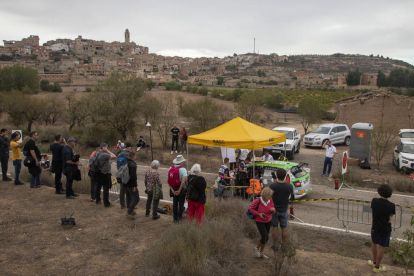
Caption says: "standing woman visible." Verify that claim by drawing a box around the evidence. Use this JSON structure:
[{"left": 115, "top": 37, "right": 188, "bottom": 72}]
[
  {"left": 249, "top": 187, "right": 275, "bottom": 259},
  {"left": 145, "top": 160, "right": 162, "bottom": 220},
  {"left": 187, "top": 163, "right": 207, "bottom": 226}
]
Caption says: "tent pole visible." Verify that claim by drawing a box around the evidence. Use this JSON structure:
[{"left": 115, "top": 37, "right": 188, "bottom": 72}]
[
  {"left": 187, "top": 142, "right": 189, "bottom": 172},
  {"left": 253, "top": 150, "right": 255, "bottom": 200}
]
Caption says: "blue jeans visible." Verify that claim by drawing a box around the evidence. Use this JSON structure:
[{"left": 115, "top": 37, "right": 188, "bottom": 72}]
[
  {"left": 323, "top": 157, "right": 333, "bottom": 175},
  {"left": 30, "top": 164, "right": 42, "bottom": 187},
  {"left": 13, "top": 160, "right": 22, "bottom": 183}
]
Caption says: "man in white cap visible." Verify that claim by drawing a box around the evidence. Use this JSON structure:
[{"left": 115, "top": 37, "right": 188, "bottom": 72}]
[
  {"left": 168, "top": 155, "right": 187, "bottom": 222},
  {"left": 117, "top": 140, "right": 124, "bottom": 150}
]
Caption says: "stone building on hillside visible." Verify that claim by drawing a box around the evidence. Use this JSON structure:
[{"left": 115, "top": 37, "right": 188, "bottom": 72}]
[{"left": 334, "top": 92, "right": 414, "bottom": 129}]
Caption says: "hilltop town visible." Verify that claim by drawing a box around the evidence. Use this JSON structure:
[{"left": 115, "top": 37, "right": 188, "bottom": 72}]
[{"left": 1, "top": 29, "right": 413, "bottom": 89}]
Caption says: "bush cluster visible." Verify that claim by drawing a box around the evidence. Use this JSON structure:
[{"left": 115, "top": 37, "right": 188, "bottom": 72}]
[{"left": 165, "top": 81, "right": 183, "bottom": 91}]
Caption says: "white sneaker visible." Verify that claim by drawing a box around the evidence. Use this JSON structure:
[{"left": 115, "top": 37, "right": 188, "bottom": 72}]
[
  {"left": 175, "top": 150, "right": 177, "bottom": 153},
  {"left": 260, "top": 252, "right": 269, "bottom": 260},
  {"left": 171, "top": 151, "right": 173, "bottom": 154},
  {"left": 254, "top": 247, "right": 261, "bottom": 258}
]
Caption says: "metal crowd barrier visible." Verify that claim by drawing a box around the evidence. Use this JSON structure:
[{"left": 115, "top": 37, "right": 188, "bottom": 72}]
[
  {"left": 337, "top": 198, "right": 403, "bottom": 239},
  {"left": 206, "top": 186, "right": 257, "bottom": 201}
]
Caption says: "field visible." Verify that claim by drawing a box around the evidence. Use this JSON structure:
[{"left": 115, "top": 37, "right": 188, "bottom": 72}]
[{"left": 1, "top": 86, "right": 414, "bottom": 275}]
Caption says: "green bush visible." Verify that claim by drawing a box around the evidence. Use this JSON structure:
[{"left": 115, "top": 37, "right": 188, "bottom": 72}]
[
  {"left": 210, "top": 89, "right": 221, "bottom": 98},
  {"left": 389, "top": 87, "right": 402, "bottom": 95},
  {"left": 222, "top": 90, "right": 234, "bottom": 101},
  {"left": 241, "top": 79, "right": 250, "bottom": 83},
  {"left": 185, "top": 84, "right": 192, "bottom": 92},
  {"left": 326, "top": 112, "right": 337, "bottom": 121},
  {"left": 165, "top": 81, "right": 182, "bottom": 91},
  {"left": 198, "top": 87, "right": 209, "bottom": 96},
  {"left": 190, "top": 86, "right": 198, "bottom": 94}
]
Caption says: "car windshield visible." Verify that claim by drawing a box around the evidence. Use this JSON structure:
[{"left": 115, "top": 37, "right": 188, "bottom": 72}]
[
  {"left": 290, "top": 166, "right": 307, "bottom": 178},
  {"left": 275, "top": 130, "right": 293, "bottom": 140},
  {"left": 400, "top": 133, "right": 414, "bottom": 138},
  {"left": 312, "top": 127, "right": 331, "bottom": 134},
  {"left": 402, "top": 144, "right": 414, "bottom": 153}
]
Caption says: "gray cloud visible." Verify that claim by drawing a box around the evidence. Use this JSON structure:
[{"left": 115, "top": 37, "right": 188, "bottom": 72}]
[{"left": 1, "top": 0, "right": 413, "bottom": 65}]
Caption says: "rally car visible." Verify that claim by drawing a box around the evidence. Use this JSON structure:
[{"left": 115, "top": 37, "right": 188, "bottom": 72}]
[{"left": 247, "top": 160, "right": 311, "bottom": 199}]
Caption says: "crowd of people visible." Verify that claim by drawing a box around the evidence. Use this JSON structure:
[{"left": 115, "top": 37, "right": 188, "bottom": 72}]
[{"left": 0, "top": 126, "right": 397, "bottom": 269}]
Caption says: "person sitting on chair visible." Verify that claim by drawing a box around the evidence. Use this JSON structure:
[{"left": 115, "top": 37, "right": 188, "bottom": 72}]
[{"left": 136, "top": 136, "right": 146, "bottom": 152}]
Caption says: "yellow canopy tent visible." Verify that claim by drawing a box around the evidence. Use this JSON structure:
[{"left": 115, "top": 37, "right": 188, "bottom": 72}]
[
  {"left": 185, "top": 117, "right": 286, "bottom": 189},
  {"left": 187, "top": 117, "right": 286, "bottom": 150}
]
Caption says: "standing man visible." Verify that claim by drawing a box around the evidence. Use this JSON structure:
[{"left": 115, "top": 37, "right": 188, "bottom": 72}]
[
  {"left": 124, "top": 151, "right": 140, "bottom": 219},
  {"left": 168, "top": 155, "right": 187, "bottom": 222},
  {"left": 10, "top": 132, "right": 29, "bottom": 185},
  {"left": 117, "top": 142, "right": 132, "bottom": 209},
  {"left": 368, "top": 184, "right": 395, "bottom": 273},
  {"left": 87, "top": 143, "right": 101, "bottom": 202},
  {"left": 179, "top": 126, "right": 188, "bottom": 154},
  {"left": 23, "top": 131, "right": 42, "bottom": 188},
  {"left": 321, "top": 140, "right": 337, "bottom": 177},
  {"left": 50, "top": 134, "right": 66, "bottom": 194},
  {"left": 62, "top": 138, "right": 80, "bottom": 199},
  {"left": 262, "top": 151, "right": 274, "bottom": 161},
  {"left": 96, "top": 143, "right": 117, "bottom": 207},
  {"left": 171, "top": 124, "right": 180, "bottom": 154},
  {"left": 0, "top": 129, "right": 11, "bottom": 182},
  {"left": 269, "top": 168, "right": 294, "bottom": 250}
]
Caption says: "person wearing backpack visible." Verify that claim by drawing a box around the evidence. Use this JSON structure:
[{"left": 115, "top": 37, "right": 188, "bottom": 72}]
[
  {"left": 249, "top": 187, "right": 275, "bottom": 260},
  {"left": 95, "top": 143, "right": 117, "bottom": 207},
  {"left": 87, "top": 144, "right": 101, "bottom": 202},
  {"left": 124, "top": 151, "right": 140, "bottom": 219},
  {"left": 168, "top": 155, "right": 187, "bottom": 223},
  {"left": 186, "top": 164, "right": 206, "bottom": 226},
  {"left": 116, "top": 142, "right": 132, "bottom": 209}
]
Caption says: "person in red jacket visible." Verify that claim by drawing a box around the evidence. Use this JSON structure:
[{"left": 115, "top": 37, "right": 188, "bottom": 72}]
[{"left": 249, "top": 187, "right": 276, "bottom": 259}]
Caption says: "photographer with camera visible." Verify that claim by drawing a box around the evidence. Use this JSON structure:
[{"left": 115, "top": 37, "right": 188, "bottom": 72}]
[{"left": 62, "top": 138, "right": 80, "bottom": 199}]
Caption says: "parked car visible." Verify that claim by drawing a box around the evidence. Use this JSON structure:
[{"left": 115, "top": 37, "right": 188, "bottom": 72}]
[
  {"left": 393, "top": 141, "right": 414, "bottom": 173},
  {"left": 399, "top": 129, "right": 414, "bottom": 143},
  {"left": 263, "top": 127, "right": 301, "bottom": 160},
  {"left": 303, "top": 124, "right": 351, "bottom": 147},
  {"left": 247, "top": 161, "right": 311, "bottom": 199}
]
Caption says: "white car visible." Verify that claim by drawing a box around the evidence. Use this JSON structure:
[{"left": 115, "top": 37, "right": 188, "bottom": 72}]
[
  {"left": 303, "top": 124, "right": 351, "bottom": 147},
  {"left": 263, "top": 127, "right": 301, "bottom": 160},
  {"left": 393, "top": 141, "right": 414, "bottom": 172},
  {"left": 399, "top": 129, "right": 414, "bottom": 143}
]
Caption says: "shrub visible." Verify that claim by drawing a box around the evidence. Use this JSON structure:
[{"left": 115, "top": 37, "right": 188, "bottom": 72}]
[
  {"left": 190, "top": 86, "right": 198, "bottom": 94},
  {"left": 222, "top": 90, "right": 234, "bottom": 101},
  {"left": 210, "top": 89, "right": 221, "bottom": 98},
  {"left": 85, "top": 87, "right": 92, "bottom": 92},
  {"left": 185, "top": 84, "right": 192, "bottom": 92},
  {"left": 165, "top": 81, "right": 182, "bottom": 91},
  {"left": 198, "top": 87, "right": 209, "bottom": 96}
]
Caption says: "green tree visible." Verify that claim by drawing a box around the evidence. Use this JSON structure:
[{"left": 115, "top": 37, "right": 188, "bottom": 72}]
[
  {"left": 31, "top": 54, "right": 38, "bottom": 61},
  {"left": 198, "top": 87, "right": 209, "bottom": 96},
  {"left": 153, "top": 68, "right": 159, "bottom": 72},
  {"left": 216, "top": 76, "right": 224, "bottom": 85},
  {"left": 145, "top": 79, "right": 156, "bottom": 91},
  {"left": 298, "top": 97, "right": 327, "bottom": 134},
  {"left": 265, "top": 93, "right": 284, "bottom": 109},
  {"left": 391, "top": 212, "right": 414, "bottom": 275},
  {"left": 51, "top": 82, "right": 62, "bottom": 92},
  {"left": 40, "top": 79, "right": 50, "bottom": 91},
  {"left": 54, "top": 57, "right": 61, "bottom": 62},
  {"left": 236, "top": 90, "right": 263, "bottom": 124},
  {"left": 345, "top": 68, "right": 362, "bottom": 86},
  {"left": 0, "top": 65, "right": 39, "bottom": 92},
  {"left": 90, "top": 73, "right": 147, "bottom": 139},
  {"left": 165, "top": 81, "right": 182, "bottom": 91},
  {"left": 377, "top": 70, "right": 387, "bottom": 88},
  {"left": 0, "top": 54, "right": 13, "bottom": 61},
  {"left": 41, "top": 95, "right": 63, "bottom": 125}
]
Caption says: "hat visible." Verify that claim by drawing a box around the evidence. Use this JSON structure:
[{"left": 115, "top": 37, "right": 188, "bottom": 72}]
[
  {"left": 173, "top": 155, "right": 186, "bottom": 164},
  {"left": 95, "top": 143, "right": 101, "bottom": 148},
  {"left": 125, "top": 142, "right": 132, "bottom": 148},
  {"left": 67, "top": 138, "right": 76, "bottom": 143},
  {"left": 118, "top": 140, "right": 121, "bottom": 143}
]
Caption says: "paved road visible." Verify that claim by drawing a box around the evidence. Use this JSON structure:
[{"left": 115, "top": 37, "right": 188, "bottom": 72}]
[{"left": 5, "top": 147, "right": 412, "bottom": 240}]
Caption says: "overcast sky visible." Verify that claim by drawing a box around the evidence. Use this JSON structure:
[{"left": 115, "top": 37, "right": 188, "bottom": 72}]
[{"left": 1, "top": 0, "right": 413, "bottom": 65}]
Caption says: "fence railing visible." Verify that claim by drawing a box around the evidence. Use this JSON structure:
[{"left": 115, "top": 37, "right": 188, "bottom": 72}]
[{"left": 337, "top": 198, "right": 403, "bottom": 238}]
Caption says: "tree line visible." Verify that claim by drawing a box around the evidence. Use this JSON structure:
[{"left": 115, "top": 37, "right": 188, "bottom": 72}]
[{"left": 378, "top": 68, "right": 414, "bottom": 88}]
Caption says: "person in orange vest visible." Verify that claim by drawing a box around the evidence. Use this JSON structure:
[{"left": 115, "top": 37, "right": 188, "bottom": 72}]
[{"left": 247, "top": 170, "right": 263, "bottom": 195}]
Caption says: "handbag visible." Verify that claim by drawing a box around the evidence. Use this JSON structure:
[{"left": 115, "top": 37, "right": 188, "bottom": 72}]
[
  {"left": 247, "top": 199, "right": 260, "bottom": 220},
  {"left": 152, "top": 173, "right": 163, "bottom": 200},
  {"left": 24, "top": 156, "right": 36, "bottom": 167},
  {"left": 186, "top": 175, "right": 199, "bottom": 201}
]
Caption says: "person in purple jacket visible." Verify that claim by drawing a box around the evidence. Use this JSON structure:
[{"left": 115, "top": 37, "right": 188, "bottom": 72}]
[{"left": 249, "top": 187, "right": 276, "bottom": 259}]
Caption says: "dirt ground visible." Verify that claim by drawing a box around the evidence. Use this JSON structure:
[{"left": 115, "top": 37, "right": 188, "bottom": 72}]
[{"left": 0, "top": 182, "right": 412, "bottom": 275}]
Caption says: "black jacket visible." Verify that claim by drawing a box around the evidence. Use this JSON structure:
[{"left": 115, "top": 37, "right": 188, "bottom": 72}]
[
  {"left": 0, "top": 136, "right": 10, "bottom": 156},
  {"left": 124, "top": 159, "right": 137, "bottom": 188},
  {"left": 187, "top": 175, "right": 207, "bottom": 204}
]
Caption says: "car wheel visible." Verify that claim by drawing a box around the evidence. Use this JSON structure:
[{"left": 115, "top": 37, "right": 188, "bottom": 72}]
[
  {"left": 344, "top": 137, "right": 351, "bottom": 146},
  {"left": 305, "top": 145, "right": 310, "bottom": 148},
  {"left": 296, "top": 142, "right": 300, "bottom": 153}
]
